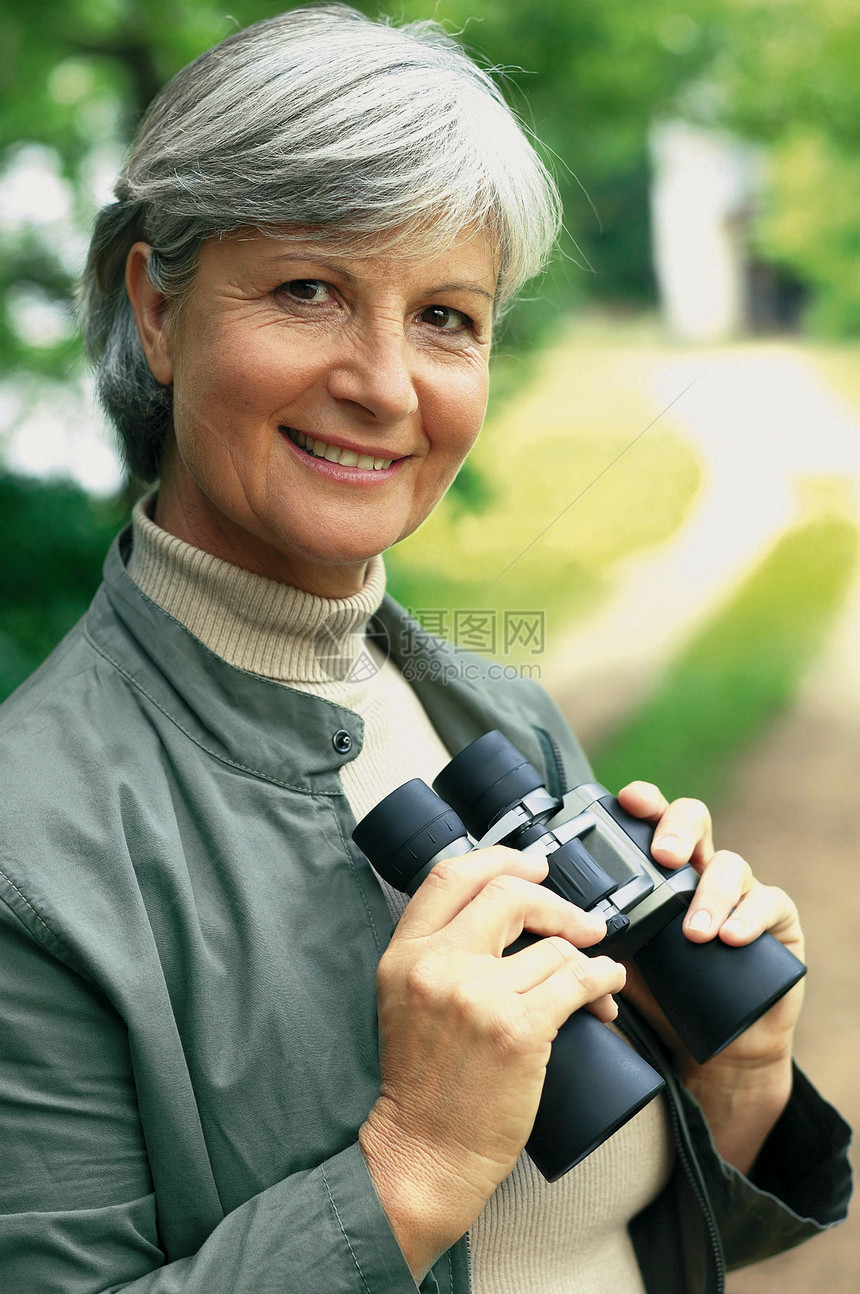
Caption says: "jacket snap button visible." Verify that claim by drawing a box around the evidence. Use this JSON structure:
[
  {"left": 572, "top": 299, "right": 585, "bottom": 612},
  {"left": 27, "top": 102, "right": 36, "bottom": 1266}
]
[{"left": 332, "top": 729, "right": 352, "bottom": 754}]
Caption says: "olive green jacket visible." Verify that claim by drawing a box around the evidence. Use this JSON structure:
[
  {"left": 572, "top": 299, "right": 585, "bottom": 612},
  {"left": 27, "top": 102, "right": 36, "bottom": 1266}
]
[{"left": 0, "top": 534, "right": 850, "bottom": 1293}]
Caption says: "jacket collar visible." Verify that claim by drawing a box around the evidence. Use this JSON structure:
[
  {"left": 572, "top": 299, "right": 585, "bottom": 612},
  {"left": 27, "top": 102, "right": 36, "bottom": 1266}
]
[
  {"left": 86, "top": 529, "right": 551, "bottom": 794},
  {"left": 87, "top": 531, "right": 365, "bottom": 792}
]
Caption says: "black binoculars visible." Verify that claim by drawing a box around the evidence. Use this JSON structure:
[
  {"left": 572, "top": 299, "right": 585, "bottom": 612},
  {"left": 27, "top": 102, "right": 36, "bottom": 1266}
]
[{"left": 352, "top": 730, "right": 806, "bottom": 1182}]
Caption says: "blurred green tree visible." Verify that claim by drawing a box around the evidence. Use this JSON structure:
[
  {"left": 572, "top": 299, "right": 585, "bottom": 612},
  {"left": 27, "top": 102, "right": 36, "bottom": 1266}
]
[
  {"left": 0, "top": 475, "right": 126, "bottom": 698},
  {"left": 755, "top": 132, "right": 860, "bottom": 337},
  {"left": 691, "top": 0, "right": 860, "bottom": 336},
  {"left": 2, "top": 0, "right": 858, "bottom": 708}
]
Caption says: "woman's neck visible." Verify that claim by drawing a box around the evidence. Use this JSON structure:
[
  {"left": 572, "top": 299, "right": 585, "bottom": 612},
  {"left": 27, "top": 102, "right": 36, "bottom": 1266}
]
[{"left": 127, "top": 494, "right": 387, "bottom": 684}]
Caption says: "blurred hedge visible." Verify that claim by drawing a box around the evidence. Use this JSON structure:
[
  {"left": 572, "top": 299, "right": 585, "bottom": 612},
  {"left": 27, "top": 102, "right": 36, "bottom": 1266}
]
[{"left": 0, "top": 475, "right": 126, "bottom": 700}]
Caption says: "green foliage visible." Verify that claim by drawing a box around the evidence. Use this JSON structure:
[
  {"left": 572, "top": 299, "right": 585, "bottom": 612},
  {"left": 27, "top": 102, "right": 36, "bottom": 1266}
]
[
  {"left": 591, "top": 515, "right": 860, "bottom": 803},
  {"left": 0, "top": 1, "right": 288, "bottom": 390},
  {"left": 707, "top": 0, "right": 860, "bottom": 337},
  {"left": 381, "top": 0, "right": 720, "bottom": 318},
  {"left": 715, "top": 0, "right": 860, "bottom": 151},
  {"left": 0, "top": 475, "right": 127, "bottom": 700},
  {"left": 755, "top": 133, "right": 860, "bottom": 337}
]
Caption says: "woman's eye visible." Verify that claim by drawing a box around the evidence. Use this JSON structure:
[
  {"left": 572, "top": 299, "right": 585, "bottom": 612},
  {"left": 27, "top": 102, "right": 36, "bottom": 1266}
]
[
  {"left": 282, "top": 279, "right": 332, "bottom": 302},
  {"left": 419, "top": 305, "right": 470, "bottom": 332}
]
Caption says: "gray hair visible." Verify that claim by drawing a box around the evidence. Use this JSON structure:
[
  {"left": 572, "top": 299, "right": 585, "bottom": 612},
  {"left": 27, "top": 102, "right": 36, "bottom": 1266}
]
[{"left": 79, "top": 3, "right": 561, "bottom": 482}]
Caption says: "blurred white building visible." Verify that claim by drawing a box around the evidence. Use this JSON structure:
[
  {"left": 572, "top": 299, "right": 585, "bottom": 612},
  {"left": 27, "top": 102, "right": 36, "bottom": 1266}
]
[{"left": 649, "top": 121, "right": 763, "bottom": 342}]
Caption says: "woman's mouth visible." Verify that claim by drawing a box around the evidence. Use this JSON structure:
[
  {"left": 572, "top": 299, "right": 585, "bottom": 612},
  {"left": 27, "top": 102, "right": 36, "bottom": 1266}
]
[{"left": 284, "top": 428, "right": 394, "bottom": 472}]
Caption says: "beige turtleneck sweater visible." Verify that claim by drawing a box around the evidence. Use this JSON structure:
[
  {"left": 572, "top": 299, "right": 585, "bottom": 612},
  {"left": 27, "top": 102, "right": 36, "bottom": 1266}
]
[{"left": 128, "top": 499, "right": 673, "bottom": 1294}]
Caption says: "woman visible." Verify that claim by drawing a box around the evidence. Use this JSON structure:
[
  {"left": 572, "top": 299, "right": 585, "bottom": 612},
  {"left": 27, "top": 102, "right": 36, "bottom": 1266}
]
[{"left": 0, "top": 6, "right": 850, "bottom": 1292}]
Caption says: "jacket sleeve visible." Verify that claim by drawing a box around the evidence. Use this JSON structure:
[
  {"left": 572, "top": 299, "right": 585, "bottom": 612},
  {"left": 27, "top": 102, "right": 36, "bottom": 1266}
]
[
  {"left": 676, "top": 1062, "right": 852, "bottom": 1271},
  {"left": 624, "top": 995, "right": 851, "bottom": 1292},
  {"left": 0, "top": 895, "right": 437, "bottom": 1294}
]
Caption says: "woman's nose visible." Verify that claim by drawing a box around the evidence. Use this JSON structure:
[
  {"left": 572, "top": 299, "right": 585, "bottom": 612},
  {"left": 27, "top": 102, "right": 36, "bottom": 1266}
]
[{"left": 326, "top": 324, "right": 419, "bottom": 424}]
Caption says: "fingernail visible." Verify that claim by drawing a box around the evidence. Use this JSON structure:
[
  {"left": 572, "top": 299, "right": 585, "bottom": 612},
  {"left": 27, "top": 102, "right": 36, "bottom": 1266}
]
[
  {"left": 686, "top": 908, "right": 712, "bottom": 934},
  {"left": 653, "top": 834, "right": 683, "bottom": 857},
  {"left": 722, "top": 917, "right": 746, "bottom": 937}
]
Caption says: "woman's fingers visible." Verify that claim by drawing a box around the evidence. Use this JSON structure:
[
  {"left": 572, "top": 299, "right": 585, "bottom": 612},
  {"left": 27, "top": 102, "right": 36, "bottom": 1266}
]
[
  {"left": 486, "top": 935, "right": 626, "bottom": 1026},
  {"left": 617, "top": 781, "right": 715, "bottom": 870},
  {"left": 680, "top": 849, "right": 804, "bottom": 954},
  {"left": 441, "top": 870, "right": 608, "bottom": 956},
  {"left": 519, "top": 950, "right": 625, "bottom": 1027},
  {"left": 616, "top": 779, "right": 669, "bottom": 822},
  {"left": 682, "top": 849, "right": 753, "bottom": 940},
  {"left": 395, "top": 846, "right": 608, "bottom": 954},
  {"left": 717, "top": 884, "right": 803, "bottom": 954},
  {"left": 393, "top": 845, "right": 549, "bottom": 939},
  {"left": 387, "top": 850, "right": 623, "bottom": 1040},
  {"left": 616, "top": 780, "right": 804, "bottom": 959}
]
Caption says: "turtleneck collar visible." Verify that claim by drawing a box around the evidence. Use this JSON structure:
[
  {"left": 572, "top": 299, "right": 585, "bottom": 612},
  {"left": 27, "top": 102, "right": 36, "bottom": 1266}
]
[{"left": 127, "top": 495, "right": 387, "bottom": 685}]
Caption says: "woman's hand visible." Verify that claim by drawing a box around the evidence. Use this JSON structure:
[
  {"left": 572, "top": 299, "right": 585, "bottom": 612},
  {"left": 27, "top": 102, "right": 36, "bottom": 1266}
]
[
  {"left": 359, "top": 845, "right": 625, "bottom": 1280},
  {"left": 616, "top": 781, "right": 805, "bottom": 1172}
]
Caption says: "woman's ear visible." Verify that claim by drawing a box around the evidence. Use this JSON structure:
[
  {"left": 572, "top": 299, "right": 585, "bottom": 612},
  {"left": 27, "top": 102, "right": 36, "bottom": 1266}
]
[{"left": 125, "top": 242, "right": 174, "bottom": 385}]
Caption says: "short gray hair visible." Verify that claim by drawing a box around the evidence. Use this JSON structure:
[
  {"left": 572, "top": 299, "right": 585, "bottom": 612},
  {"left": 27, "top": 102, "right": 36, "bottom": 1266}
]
[{"left": 80, "top": 3, "right": 561, "bottom": 482}]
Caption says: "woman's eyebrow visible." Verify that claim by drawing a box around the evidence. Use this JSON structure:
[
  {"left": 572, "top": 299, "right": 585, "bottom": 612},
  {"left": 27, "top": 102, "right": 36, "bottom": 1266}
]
[
  {"left": 264, "top": 253, "right": 359, "bottom": 284},
  {"left": 426, "top": 282, "right": 494, "bottom": 301}
]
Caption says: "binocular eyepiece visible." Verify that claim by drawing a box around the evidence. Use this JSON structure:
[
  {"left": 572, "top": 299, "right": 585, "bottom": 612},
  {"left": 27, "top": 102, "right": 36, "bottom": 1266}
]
[{"left": 352, "top": 731, "right": 806, "bottom": 1181}]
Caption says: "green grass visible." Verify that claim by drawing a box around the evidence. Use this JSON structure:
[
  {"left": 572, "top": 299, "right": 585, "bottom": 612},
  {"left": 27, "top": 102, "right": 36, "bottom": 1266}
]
[{"left": 590, "top": 515, "right": 860, "bottom": 803}]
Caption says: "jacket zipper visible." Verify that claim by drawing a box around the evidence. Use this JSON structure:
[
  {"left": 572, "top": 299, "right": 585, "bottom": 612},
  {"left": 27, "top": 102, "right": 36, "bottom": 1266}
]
[
  {"left": 616, "top": 1008, "right": 725, "bottom": 1293},
  {"left": 662, "top": 1079, "right": 726, "bottom": 1294}
]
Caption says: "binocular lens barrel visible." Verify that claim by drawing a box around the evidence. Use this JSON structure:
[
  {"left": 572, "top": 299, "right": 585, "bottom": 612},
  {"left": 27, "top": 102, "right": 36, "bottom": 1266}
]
[
  {"left": 636, "top": 913, "right": 807, "bottom": 1064},
  {"left": 530, "top": 1011, "right": 665, "bottom": 1180},
  {"left": 433, "top": 730, "right": 547, "bottom": 836},
  {"left": 351, "top": 779, "right": 470, "bottom": 894}
]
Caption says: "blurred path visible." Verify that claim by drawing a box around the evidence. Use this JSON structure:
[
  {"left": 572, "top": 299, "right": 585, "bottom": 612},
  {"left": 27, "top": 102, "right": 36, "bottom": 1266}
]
[
  {"left": 541, "top": 335, "right": 859, "bottom": 1291},
  {"left": 544, "top": 338, "right": 860, "bottom": 742},
  {"left": 719, "top": 614, "right": 860, "bottom": 1293}
]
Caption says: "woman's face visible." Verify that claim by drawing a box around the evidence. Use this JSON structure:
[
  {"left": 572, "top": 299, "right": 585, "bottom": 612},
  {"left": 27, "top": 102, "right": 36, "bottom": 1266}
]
[{"left": 127, "top": 228, "right": 496, "bottom": 596}]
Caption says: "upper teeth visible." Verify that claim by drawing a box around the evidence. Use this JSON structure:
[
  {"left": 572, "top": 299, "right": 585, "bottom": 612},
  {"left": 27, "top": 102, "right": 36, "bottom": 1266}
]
[{"left": 290, "top": 429, "right": 393, "bottom": 471}]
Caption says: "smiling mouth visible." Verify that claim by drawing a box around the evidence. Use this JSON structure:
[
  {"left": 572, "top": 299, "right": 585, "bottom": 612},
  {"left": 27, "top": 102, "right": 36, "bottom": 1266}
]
[{"left": 285, "top": 428, "right": 395, "bottom": 471}]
